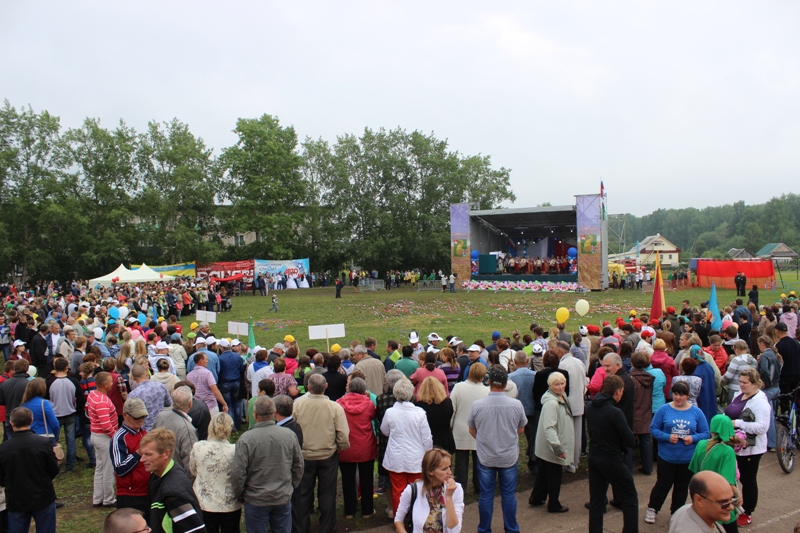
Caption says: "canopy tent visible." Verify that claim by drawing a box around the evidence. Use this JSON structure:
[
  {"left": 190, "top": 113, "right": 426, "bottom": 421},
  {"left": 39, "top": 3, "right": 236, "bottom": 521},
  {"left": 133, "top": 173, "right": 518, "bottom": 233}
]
[{"left": 90, "top": 263, "right": 175, "bottom": 288}]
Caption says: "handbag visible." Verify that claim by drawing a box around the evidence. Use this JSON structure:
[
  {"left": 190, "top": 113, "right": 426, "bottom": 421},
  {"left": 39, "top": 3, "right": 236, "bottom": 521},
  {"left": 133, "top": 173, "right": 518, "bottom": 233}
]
[
  {"left": 41, "top": 401, "right": 65, "bottom": 464},
  {"left": 403, "top": 482, "right": 417, "bottom": 532},
  {"left": 740, "top": 408, "right": 757, "bottom": 447}
]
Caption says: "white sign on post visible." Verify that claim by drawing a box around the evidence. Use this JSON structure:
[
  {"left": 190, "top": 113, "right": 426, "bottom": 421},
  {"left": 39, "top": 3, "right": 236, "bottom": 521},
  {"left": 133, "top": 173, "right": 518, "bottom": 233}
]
[
  {"left": 227, "top": 321, "right": 249, "bottom": 336},
  {"left": 308, "top": 324, "right": 346, "bottom": 352},
  {"left": 196, "top": 310, "right": 217, "bottom": 323}
]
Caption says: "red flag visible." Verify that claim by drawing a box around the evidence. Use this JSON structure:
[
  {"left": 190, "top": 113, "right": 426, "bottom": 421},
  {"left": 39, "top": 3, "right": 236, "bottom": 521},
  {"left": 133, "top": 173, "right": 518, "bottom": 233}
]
[{"left": 650, "top": 253, "right": 667, "bottom": 319}]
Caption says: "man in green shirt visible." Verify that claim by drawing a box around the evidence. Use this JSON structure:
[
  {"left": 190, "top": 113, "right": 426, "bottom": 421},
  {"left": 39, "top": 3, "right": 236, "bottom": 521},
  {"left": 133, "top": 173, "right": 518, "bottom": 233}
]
[{"left": 394, "top": 345, "right": 418, "bottom": 378}]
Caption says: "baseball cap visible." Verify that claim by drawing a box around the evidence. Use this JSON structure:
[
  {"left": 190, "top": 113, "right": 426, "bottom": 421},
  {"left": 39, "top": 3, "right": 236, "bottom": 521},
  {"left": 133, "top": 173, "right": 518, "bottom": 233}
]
[
  {"left": 218, "top": 338, "right": 231, "bottom": 348},
  {"left": 123, "top": 398, "right": 148, "bottom": 418},
  {"left": 231, "top": 339, "right": 241, "bottom": 347},
  {"left": 491, "top": 331, "right": 501, "bottom": 340},
  {"left": 427, "top": 332, "right": 442, "bottom": 342},
  {"left": 776, "top": 322, "right": 788, "bottom": 332},
  {"left": 531, "top": 344, "right": 544, "bottom": 354},
  {"left": 284, "top": 334, "right": 295, "bottom": 343},
  {"left": 426, "top": 345, "right": 440, "bottom": 354},
  {"left": 587, "top": 325, "right": 600, "bottom": 335},
  {"left": 641, "top": 330, "right": 654, "bottom": 338},
  {"left": 205, "top": 336, "right": 217, "bottom": 345},
  {"left": 487, "top": 365, "right": 508, "bottom": 385},
  {"left": 666, "top": 306, "right": 676, "bottom": 314},
  {"left": 155, "top": 341, "right": 169, "bottom": 350},
  {"left": 330, "top": 343, "right": 342, "bottom": 353},
  {"left": 273, "top": 342, "right": 285, "bottom": 351},
  {"left": 194, "top": 337, "right": 207, "bottom": 346},
  {"left": 449, "top": 337, "right": 462, "bottom": 347},
  {"left": 409, "top": 331, "right": 420, "bottom": 343},
  {"left": 12, "top": 340, "right": 25, "bottom": 348},
  {"left": 127, "top": 316, "right": 137, "bottom": 324},
  {"left": 467, "top": 344, "right": 481, "bottom": 352},
  {"left": 190, "top": 322, "right": 199, "bottom": 330},
  {"left": 579, "top": 326, "right": 588, "bottom": 336}
]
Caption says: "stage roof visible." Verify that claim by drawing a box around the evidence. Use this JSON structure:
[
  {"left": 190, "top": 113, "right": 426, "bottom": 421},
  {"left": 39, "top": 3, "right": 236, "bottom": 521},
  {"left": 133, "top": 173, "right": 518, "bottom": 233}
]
[{"left": 470, "top": 205, "right": 576, "bottom": 241}]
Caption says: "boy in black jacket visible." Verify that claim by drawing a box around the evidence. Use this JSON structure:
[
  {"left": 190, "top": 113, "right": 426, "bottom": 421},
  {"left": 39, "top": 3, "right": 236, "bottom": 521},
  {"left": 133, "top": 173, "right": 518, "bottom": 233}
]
[{"left": 585, "top": 375, "right": 638, "bottom": 533}]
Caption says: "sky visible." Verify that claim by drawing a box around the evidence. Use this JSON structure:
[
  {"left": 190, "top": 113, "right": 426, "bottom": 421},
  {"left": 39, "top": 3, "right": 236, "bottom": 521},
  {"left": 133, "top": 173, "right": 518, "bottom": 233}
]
[{"left": 2, "top": 1, "right": 798, "bottom": 216}]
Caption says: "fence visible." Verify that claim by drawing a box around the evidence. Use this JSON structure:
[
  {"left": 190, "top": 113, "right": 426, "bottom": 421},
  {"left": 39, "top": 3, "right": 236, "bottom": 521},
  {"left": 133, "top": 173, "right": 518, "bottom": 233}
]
[
  {"left": 358, "top": 279, "right": 385, "bottom": 292},
  {"left": 417, "top": 279, "right": 444, "bottom": 291}
]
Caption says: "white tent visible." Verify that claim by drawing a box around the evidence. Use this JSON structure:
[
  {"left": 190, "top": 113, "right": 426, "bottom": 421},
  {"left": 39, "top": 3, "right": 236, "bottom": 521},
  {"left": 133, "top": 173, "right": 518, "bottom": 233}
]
[{"left": 90, "top": 263, "right": 175, "bottom": 288}]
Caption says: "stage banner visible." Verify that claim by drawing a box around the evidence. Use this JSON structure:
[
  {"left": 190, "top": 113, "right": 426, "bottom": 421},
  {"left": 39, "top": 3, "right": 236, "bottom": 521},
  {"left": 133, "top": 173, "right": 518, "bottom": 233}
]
[
  {"left": 575, "top": 194, "right": 602, "bottom": 290},
  {"left": 695, "top": 259, "right": 775, "bottom": 289},
  {"left": 197, "top": 260, "right": 255, "bottom": 288},
  {"left": 132, "top": 262, "right": 196, "bottom": 277},
  {"left": 254, "top": 259, "right": 310, "bottom": 278},
  {"left": 450, "top": 204, "right": 471, "bottom": 282}
]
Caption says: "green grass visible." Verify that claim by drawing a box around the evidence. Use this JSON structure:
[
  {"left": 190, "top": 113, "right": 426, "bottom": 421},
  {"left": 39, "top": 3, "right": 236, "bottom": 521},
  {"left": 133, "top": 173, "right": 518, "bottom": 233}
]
[{"left": 51, "top": 283, "right": 748, "bottom": 532}]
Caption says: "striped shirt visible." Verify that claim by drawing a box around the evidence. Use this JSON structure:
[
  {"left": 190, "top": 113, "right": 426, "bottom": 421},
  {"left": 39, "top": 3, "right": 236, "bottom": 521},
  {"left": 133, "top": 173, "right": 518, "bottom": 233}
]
[{"left": 86, "top": 391, "right": 118, "bottom": 438}]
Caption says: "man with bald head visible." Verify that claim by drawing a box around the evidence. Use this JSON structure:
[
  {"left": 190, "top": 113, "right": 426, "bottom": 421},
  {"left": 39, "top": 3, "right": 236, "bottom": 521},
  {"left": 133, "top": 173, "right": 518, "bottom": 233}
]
[{"left": 670, "top": 471, "right": 734, "bottom": 532}]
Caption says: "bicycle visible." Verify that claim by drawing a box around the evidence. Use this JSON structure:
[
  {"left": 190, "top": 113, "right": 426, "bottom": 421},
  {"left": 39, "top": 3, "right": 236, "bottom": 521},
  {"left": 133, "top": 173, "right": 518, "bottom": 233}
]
[{"left": 775, "top": 386, "right": 800, "bottom": 474}]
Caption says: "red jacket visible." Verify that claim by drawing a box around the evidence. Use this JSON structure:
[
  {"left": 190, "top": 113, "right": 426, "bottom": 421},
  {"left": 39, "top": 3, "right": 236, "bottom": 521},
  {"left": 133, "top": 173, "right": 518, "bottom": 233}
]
[
  {"left": 336, "top": 392, "right": 377, "bottom": 463},
  {"left": 111, "top": 425, "right": 149, "bottom": 496},
  {"left": 650, "top": 350, "right": 678, "bottom": 400},
  {"left": 704, "top": 345, "right": 729, "bottom": 373}
]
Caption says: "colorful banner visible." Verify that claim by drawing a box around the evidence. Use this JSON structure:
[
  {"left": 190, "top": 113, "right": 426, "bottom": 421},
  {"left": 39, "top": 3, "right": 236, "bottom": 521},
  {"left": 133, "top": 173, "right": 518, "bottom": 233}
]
[
  {"left": 450, "top": 203, "right": 471, "bottom": 281},
  {"left": 131, "top": 262, "right": 196, "bottom": 277},
  {"left": 576, "top": 194, "right": 603, "bottom": 290},
  {"left": 254, "top": 259, "right": 310, "bottom": 278},
  {"left": 695, "top": 259, "right": 775, "bottom": 289},
  {"left": 197, "top": 260, "right": 255, "bottom": 288}
]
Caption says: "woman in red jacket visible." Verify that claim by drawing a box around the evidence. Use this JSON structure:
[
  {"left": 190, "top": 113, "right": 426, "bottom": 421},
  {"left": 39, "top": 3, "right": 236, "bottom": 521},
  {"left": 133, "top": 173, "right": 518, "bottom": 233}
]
[{"left": 337, "top": 377, "right": 377, "bottom": 519}]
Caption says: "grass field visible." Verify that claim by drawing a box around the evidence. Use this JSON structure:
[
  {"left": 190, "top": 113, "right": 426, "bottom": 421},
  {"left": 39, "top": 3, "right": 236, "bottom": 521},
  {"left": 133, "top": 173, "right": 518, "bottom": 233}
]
[{"left": 51, "top": 282, "right": 749, "bottom": 532}]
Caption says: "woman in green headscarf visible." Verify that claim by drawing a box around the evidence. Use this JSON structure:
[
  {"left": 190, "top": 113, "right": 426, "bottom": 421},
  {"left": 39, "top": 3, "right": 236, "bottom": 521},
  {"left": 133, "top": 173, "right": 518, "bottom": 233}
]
[{"left": 688, "top": 414, "right": 742, "bottom": 532}]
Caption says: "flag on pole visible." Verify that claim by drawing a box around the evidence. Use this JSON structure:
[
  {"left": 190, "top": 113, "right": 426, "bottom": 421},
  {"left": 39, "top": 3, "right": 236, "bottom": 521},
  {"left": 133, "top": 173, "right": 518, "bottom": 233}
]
[
  {"left": 708, "top": 282, "right": 723, "bottom": 331},
  {"left": 650, "top": 253, "right": 667, "bottom": 320},
  {"left": 248, "top": 316, "right": 256, "bottom": 354}
]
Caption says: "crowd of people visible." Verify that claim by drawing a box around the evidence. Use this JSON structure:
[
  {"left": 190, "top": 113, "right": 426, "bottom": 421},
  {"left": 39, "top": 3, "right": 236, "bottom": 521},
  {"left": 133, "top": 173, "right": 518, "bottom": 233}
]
[{"left": 0, "top": 283, "right": 799, "bottom": 533}]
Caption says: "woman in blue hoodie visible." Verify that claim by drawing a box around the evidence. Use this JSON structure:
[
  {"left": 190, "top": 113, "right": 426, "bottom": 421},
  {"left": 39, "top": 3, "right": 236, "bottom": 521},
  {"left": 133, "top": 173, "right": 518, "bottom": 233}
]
[
  {"left": 20, "top": 377, "right": 59, "bottom": 445},
  {"left": 644, "top": 380, "right": 710, "bottom": 525}
]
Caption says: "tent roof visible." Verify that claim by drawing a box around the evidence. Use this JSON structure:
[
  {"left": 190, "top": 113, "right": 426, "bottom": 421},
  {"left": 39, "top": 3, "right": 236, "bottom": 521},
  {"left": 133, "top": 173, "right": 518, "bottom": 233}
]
[
  {"left": 133, "top": 264, "right": 175, "bottom": 281},
  {"left": 90, "top": 263, "right": 174, "bottom": 287}
]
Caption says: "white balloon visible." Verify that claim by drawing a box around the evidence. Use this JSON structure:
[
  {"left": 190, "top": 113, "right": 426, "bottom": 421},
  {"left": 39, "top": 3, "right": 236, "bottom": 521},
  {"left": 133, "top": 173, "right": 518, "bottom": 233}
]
[
  {"left": 575, "top": 299, "right": 590, "bottom": 317},
  {"left": 118, "top": 307, "right": 130, "bottom": 319},
  {"left": 93, "top": 327, "right": 104, "bottom": 341}
]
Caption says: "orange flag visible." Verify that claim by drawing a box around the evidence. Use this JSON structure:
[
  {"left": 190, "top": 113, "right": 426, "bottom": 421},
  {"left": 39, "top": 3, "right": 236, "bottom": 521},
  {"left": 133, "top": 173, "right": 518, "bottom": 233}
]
[{"left": 650, "top": 253, "right": 667, "bottom": 320}]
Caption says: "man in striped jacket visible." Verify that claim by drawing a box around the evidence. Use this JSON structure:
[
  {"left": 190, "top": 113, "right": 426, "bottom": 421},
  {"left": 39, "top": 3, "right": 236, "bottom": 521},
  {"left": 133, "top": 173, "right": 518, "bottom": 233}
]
[
  {"left": 87, "top": 372, "right": 119, "bottom": 508},
  {"left": 111, "top": 398, "right": 150, "bottom": 515}
]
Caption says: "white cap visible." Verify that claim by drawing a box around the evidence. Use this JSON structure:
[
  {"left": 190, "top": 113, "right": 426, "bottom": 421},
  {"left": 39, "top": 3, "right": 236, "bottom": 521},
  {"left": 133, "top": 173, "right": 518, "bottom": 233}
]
[
  {"left": 449, "top": 337, "right": 462, "bottom": 347},
  {"left": 218, "top": 338, "right": 230, "bottom": 348},
  {"left": 253, "top": 345, "right": 264, "bottom": 353},
  {"left": 467, "top": 344, "right": 481, "bottom": 352},
  {"left": 231, "top": 339, "right": 241, "bottom": 347},
  {"left": 205, "top": 336, "right": 217, "bottom": 345},
  {"left": 194, "top": 337, "right": 208, "bottom": 346},
  {"left": 12, "top": 340, "right": 25, "bottom": 348},
  {"left": 426, "top": 345, "right": 440, "bottom": 354},
  {"left": 273, "top": 343, "right": 285, "bottom": 351},
  {"left": 579, "top": 326, "right": 588, "bottom": 336},
  {"left": 409, "top": 331, "right": 420, "bottom": 343},
  {"left": 155, "top": 341, "right": 169, "bottom": 350},
  {"left": 532, "top": 344, "right": 544, "bottom": 354},
  {"left": 427, "top": 332, "right": 442, "bottom": 342},
  {"left": 127, "top": 316, "right": 137, "bottom": 324}
]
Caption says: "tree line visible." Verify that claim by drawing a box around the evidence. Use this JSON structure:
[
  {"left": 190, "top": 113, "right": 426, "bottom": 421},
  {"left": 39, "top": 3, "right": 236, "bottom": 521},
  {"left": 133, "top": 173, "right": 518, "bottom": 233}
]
[
  {"left": 611, "top": 194, "right": 800, "bottom": 261},
  {"left": 0, "top": 101, "right": 514, "bottom": 282}
]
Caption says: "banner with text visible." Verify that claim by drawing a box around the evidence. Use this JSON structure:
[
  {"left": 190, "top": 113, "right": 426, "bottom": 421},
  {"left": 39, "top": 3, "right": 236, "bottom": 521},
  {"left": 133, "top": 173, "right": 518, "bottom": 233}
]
[
  {"left": 254, "top": 259, "right": 310, "bottom": 278},
  {"left": 132, "top": 262, "right": 197, "bottom": 277},
  {"left": 197, "top": 260, "right": 255, "bottom": 288}
]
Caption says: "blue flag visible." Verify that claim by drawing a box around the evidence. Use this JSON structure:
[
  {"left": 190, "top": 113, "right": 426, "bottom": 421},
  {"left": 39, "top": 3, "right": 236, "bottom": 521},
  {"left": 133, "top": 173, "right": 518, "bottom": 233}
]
[{"left": 708, "top": 282, "right": 723, "bottom": 331}]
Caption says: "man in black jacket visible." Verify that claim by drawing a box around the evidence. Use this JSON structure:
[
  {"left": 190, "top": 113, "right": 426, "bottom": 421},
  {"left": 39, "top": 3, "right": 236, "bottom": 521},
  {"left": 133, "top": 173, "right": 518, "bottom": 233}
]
[
  {"left": 585, "top": 376, "right": 638, "bottom": 533},
  {"left": 29, "top": 324, "right": 50, "bottom": 378},
  {"left": 602, "top": 353, "right": 635, "bottom": 470},
  {"left": 275, "top": 394, "right": 304, "bottom": 533},
  {"left": 0, "top": 359, "right": 33, "bottom": 428},
  {"left": 0, "top": 407, "right": 60, "bottom": 532}
]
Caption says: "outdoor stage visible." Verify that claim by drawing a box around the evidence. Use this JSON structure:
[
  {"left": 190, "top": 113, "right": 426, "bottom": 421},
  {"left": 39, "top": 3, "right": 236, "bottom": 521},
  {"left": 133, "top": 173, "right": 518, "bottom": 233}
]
[{"left": 472, "top": 274, "right": 577, "bottom": 282}]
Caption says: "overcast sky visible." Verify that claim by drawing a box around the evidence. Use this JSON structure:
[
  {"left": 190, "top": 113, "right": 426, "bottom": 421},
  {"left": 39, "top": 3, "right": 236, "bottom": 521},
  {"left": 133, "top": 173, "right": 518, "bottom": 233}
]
[{"left": 2, "top": 1, "right": 798, "bottom": 216}]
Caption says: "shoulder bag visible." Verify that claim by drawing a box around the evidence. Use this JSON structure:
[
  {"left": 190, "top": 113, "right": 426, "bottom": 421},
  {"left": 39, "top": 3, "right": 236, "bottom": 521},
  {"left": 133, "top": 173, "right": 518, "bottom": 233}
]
[{"left": 403, "top": 482, "right": 418, "bottom": 531}]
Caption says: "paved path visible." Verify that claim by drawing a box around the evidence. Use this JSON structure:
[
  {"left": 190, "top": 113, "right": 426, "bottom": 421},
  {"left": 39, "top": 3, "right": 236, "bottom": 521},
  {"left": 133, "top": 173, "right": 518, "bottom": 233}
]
[{"left": 362, "top": 454, "right": 800, "bottom": 532}]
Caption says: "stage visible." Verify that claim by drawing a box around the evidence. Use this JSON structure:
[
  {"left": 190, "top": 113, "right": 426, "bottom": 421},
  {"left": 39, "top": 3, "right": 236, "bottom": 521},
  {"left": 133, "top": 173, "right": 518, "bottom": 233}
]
[{"left": 472, "top": 274, "right": 577, "bottom": 282}]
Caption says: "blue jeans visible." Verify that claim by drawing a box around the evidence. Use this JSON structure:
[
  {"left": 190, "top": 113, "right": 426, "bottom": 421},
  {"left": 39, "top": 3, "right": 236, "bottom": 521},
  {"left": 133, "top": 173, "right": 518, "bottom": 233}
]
[
  {"left": 0, "top": 344, "right": 9, "bottom": 361},
  {"left": 8, "top": 501, "right": 56, "bottom": 533},
  {"left": 244, "top": 501, "right": 291, "bottom": 533},
  {"left": 79, "top": 417, "right": 96, "bottom": 464},
  {"left": 477, "top": 460, "right": 519, "bottom": 533},
  {"left": 218, "top": 381, "right": 241, "bottom": 430},
  {"left": 56, "top": 415, "right": 77, "bottom": 470},
  {"left": 764, "top": 386, "right": 780, "bottom": 448}
]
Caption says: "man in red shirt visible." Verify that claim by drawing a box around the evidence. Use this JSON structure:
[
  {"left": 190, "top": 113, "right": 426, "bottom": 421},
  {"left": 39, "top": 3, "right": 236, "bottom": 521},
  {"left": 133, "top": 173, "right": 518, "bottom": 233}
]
[
  {"left": 111, "top": 398, "right": 149, "bottom": 514},
  {"left": 87, "top": 372, "right": 119, "bottom": 507}
]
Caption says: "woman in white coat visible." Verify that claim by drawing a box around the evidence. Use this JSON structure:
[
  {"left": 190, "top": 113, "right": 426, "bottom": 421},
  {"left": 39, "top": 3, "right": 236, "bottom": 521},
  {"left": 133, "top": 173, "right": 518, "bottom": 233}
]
[
  {"left": 394, "top": 447, "right": 465, "bottom": 533},
  {"left": 723, "top": 367, "right": 771, "bottom": 528},
  {"left": 449, "top": 362, "right": 488, "bottom": 497},
  {"left": 381, "top": 378, "right": 433, "bottom": 517}
]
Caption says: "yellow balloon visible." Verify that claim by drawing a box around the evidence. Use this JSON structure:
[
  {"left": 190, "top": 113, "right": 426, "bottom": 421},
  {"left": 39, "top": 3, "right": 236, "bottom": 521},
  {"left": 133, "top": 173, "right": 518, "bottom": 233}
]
[
  {"left": 556, "top": 307, "right": 570, "bottom": 324},
  {"left": 575, "top": 299, "right": 590, "bottom": 317}
]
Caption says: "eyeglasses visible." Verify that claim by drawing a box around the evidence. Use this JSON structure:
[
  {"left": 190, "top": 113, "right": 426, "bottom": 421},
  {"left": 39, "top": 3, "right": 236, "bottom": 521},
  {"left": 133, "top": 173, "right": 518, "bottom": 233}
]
[{"left": 699, "top": 494, "right": 738, "bottom": 509}]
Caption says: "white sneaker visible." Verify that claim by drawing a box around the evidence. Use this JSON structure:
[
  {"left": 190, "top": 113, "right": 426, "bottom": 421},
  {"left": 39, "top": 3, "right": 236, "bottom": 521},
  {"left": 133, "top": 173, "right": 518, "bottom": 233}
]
[
  {"left": 644, "top": 507, "right": 656, "bottom": 524},
  {"left": 385, "top": 508, "right": 394, "bottom": 519}
]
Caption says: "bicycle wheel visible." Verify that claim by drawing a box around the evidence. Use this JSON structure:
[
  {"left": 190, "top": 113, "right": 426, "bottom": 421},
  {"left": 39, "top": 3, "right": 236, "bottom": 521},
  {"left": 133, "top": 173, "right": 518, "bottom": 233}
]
[{"left": 777, "top": 424, "right": 795, "bottom": 474}]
